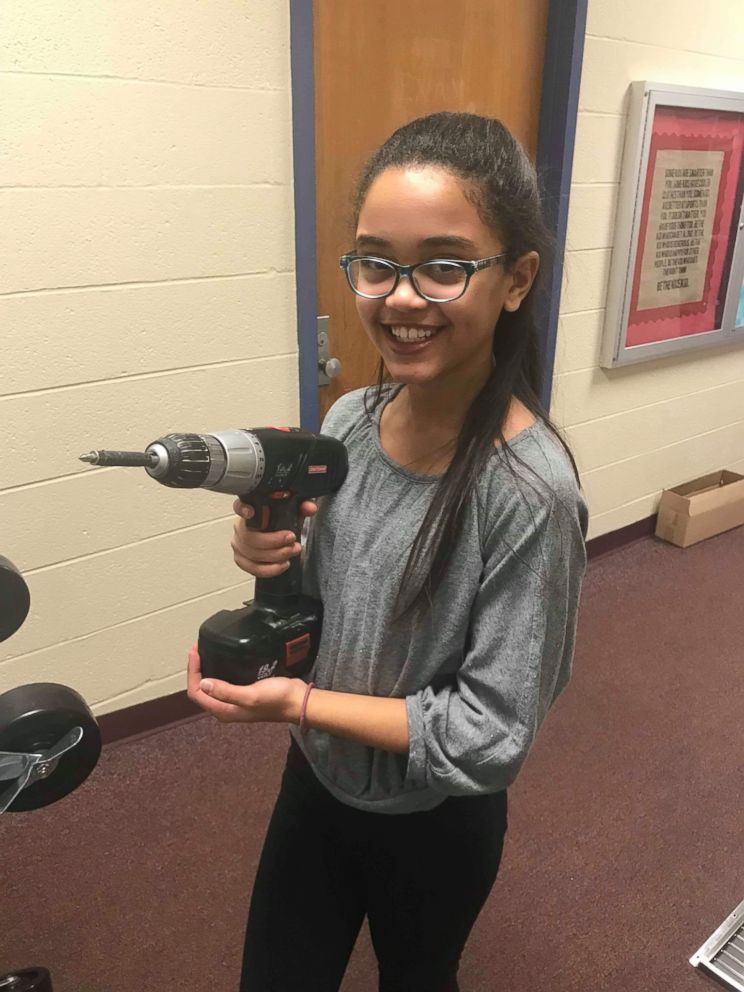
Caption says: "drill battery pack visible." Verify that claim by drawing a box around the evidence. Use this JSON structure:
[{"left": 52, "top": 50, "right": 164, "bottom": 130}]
[{"left": 198, "top": 597, "right": 323, "bottom": 685}]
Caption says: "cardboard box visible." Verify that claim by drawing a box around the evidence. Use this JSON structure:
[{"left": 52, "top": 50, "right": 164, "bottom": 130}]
[{"left": 655, "top": 470, "right": 744, "bottom": 548}]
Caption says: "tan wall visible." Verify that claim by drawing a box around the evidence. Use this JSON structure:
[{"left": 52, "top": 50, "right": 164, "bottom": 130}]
[
  {"left": 0, "top": 2, "right": 298, "bottom": 713},
  {"left": 554, "top": 0, "right": 744, "bottom": 540}
]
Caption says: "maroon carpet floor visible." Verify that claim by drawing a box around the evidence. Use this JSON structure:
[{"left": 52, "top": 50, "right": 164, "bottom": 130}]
[{"left": 2, "top": 527, "right": 742, "bottom": 991}]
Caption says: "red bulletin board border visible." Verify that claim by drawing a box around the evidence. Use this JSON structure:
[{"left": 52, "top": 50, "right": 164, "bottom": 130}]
[{"left": 626, "top": 106, "right": 744, "bottom": 348}]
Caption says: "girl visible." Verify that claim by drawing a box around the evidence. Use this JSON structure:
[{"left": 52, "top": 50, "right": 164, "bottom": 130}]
[{"left": 188, "top": 112, "right": 588, "bottom": 992}]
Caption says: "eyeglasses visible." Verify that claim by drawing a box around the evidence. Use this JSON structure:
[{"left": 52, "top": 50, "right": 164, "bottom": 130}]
[{"left": 339, "top": 253, "right": 509, "bottom": 303}]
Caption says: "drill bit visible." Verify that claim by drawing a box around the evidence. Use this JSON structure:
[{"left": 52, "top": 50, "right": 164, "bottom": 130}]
[{"left": 79, "top": 449, "right": 159, "bottom": 468}]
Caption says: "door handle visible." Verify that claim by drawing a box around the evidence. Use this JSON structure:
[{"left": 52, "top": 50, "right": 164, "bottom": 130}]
[
  {"left": 317, "top": 316, "right": 342, "bottom": 386},
  {"left": 319, "top": 357, "right": 342, "bottom": 381}
]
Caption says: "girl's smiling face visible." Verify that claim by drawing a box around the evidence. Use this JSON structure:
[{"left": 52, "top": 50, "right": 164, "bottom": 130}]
[{"left": 353, "top": 166, "right": 538, "bottom": 390}]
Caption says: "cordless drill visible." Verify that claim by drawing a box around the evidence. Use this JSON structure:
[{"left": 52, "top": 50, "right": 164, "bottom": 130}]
[{"left": 80, "top": 428, "right": 348, "bottom": 685}]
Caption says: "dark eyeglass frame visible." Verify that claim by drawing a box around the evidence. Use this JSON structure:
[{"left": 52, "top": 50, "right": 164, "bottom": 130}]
[{"left": 338, "top": 252, "right": 509, "bottom": 303}]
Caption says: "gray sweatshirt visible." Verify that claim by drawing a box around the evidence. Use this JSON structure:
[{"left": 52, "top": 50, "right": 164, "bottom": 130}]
[{"left": 289, "top": 386, "right": 588, "bottom": 814}]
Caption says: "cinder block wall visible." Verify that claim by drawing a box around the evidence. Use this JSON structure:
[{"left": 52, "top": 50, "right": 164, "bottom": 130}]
[
  {"left": 553, "top": 0, "right": 744, "bottom": 539},
  {"left": 0, "top": 3, "right": 298, "bottom": 712}
]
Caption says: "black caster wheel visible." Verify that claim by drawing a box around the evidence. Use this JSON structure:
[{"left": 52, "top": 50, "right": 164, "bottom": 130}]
[
  {"left": 0, "top": 968, "right": 53, "bottom": 991},
  {"left": 0, "top": 683, "right": 101, "bottom": 813},
  {"left": 0, "top": 556, "right": 31, "bottom": 643}
]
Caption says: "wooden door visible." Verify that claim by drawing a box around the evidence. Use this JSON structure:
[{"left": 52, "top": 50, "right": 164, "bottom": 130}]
[{"left": 313, "top": 0, "right": 550, "bottom": 419}]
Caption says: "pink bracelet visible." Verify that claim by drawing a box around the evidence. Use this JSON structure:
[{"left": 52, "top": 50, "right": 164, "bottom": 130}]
[{"left": 299, "top": 682, "right": 315, "bottom": 735}]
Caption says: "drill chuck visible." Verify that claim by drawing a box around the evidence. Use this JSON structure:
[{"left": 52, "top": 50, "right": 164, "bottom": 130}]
[
  {"left": 145, "top": 434, "right": 214, "bottom": 488},
  {"left": 80, "top": 431, "right": 266, "bottom": 494}
]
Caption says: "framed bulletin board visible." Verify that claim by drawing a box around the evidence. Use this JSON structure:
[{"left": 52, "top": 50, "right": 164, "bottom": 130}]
[{"left": 601, "top": 82, "right": 744, "bottom": 368}]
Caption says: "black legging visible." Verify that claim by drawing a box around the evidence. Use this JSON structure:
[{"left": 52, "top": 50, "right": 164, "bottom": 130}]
[{"left": 240, "top": 736, "right": 508, "bottom": 992}]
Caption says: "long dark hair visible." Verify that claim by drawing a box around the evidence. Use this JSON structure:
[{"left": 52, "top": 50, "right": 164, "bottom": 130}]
[{"left": 352, "top": 112, "right": 581, "bottom": 616}]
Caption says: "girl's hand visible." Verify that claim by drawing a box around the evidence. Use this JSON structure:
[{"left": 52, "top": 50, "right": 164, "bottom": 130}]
[
  {"left": 187, "top": 644, "right": 304, "bottom": 724},
  {"left": 230, "top": 499, "right": 318, "bottom": 578}
]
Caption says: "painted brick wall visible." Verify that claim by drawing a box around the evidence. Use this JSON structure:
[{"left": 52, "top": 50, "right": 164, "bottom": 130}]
[
  {"left": 553, "top": 0, "right": 744, "bottom": 539},
  {"left": 0, "top": 2, "right": 298, "bottom": 712}
]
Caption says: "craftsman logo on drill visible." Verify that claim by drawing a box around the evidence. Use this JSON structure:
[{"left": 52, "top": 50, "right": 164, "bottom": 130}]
[
  {"left": 257, "top": 660, "right": 278, "bottom": 680},
  {"left": 308, "top": 465, "right": 328, "bottom": 474}
]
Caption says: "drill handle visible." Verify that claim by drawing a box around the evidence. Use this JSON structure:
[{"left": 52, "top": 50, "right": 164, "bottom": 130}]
[{"left": 244, "top": 492, "right": 303, "bottom": 606}]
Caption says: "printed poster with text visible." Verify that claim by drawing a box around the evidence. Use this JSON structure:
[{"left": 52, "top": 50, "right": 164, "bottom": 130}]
[{"left": 626, "top": 105, "right": 744, "bottom": 347}]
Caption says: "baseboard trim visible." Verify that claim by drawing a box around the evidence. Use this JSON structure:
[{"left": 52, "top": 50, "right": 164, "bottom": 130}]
[
  {"left": 99, "top": 690, "right": 202, "bottom": 748},
  {"left": 98, "top": 514, "right": 658, "bottom": 746},
  {"left": 586, "top": 514, "right": 657, "bottom": 560}
]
